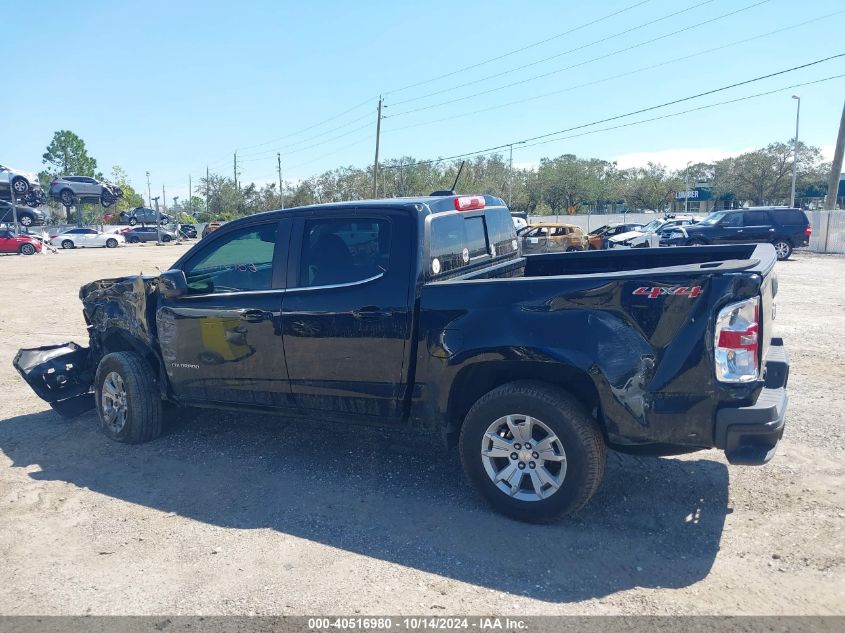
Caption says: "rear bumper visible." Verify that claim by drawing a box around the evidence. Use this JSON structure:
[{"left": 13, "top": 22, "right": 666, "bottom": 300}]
[{"left": 714, "top": 338, "right": 789, "bottom": 465}]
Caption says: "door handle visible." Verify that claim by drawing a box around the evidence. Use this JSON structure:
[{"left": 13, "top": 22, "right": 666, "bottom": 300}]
[
  {"left": 352, "top": 306, "right": 391, "bottom": 318},
  {"left": 240, "top": 309, "right": 269, "bottom": 323},
  {"left": 736, "top": 229, "right": 743, "bottom": 233}
]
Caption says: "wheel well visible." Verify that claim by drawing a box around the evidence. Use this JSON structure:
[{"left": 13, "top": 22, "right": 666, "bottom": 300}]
[
  {"left": 99, "top": 331, "right": 167, "bottom": 395},
  {"left": 446, "top": 361, "right": 601, "bottom": 444}
]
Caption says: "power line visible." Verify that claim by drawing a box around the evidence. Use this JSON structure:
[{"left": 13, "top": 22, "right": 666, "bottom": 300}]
[
  {"left": 237, "top": 120, "right": 375, "bottom": 163},
  {"left": 387, "top": 0, "right": 771, "bottom": 118},
  {"left": 384, "top": 10, "right": 844, "bottom": 134},
  {"left": 384, "top": 0, "right": 654, "bottom": 96},
  {"left": 388, "top": 0, "right": 725, "bottom": 108},
  {"left": 518, "top": 73, "right": 845, "bottom": 151},
  {"left": 378, "top": 55, "right": 845, "bottom": 169}
]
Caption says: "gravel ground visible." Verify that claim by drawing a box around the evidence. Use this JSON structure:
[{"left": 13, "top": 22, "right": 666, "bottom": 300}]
[{"left": 0, "top": 245, "right": 842, "bottom": 615}]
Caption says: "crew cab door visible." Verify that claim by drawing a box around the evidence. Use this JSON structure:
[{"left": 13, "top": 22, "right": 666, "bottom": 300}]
[
  {"left": 157, "top": 219, "right": 292, "bottom": 406},
  {"left": 714, "top": 211, "right": 745, "bottom": 243},
  {"left": 281, "top": 209, "right": 412, "bottom": 420}
]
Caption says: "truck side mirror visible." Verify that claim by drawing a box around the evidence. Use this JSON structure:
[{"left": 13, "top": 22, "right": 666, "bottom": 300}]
[{"left": 159, "top": 269, "right": 187, "bottom": 298}]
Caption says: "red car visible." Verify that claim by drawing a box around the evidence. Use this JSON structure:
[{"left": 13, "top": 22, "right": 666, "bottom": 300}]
[{"left": 0, "top": 229, "right": 41, "bottom": 255}]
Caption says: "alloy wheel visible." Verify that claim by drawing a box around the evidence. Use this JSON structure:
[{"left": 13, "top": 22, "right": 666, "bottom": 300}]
[
  {"left": 480, "top": 414, "right": 567, "bottom": 502},
  {"left": 101, "top": 371, "right": 129, "bottom": 434}
]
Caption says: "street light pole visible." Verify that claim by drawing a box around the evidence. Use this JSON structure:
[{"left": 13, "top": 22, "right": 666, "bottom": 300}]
[
  {"left": 146, "top": 171, "right": 152, "bottom": 208},
  {"left": 790, "top": 95, "right": 801, "bottom": 208}
]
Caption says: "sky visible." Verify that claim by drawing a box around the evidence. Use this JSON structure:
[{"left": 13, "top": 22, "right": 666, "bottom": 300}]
[{"left": 3, "top": 0, "right": 844, "bottom": 204}]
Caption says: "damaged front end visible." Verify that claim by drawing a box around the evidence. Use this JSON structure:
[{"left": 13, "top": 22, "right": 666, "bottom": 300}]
[
  {"left": 13, "top": 342, "right": 96, "bottom": 418},
  {"left": 13, "top": 274, "right": 161, "bottom": 419}
]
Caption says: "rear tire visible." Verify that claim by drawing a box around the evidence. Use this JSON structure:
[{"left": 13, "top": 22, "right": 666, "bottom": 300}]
[
  {"left": 128, "top": 217, "right": 138, "bottom": 226},
  {"left": 94, "top": 352, "right": 163, "bottom": 444},
  {"left": 59, "top": 189, "right": 75, "bottom": 206},
  {"left": 61, "top": 239, "right": 74, "bottom": 249},
  {"left": 106, "top": 238, "right": 118, "bottom": 248},
  {"left": 459, "top": 381, "right": 605, "bottom": 522},
  {"left": 101, "top": 193, "right": 114, "bottom": 207},
  {"left": 773, "top": 240, "right": 792, "bottom": 261},
  {"left": 19, "top": 213, "right": 34, "bottom": 227}
]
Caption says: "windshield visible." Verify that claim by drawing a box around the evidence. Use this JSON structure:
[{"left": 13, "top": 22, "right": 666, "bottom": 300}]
[
  {"left": 641, "top": 220, "right": 663, "bottom": 232},
  {"left": 699, "top": 212, "right": 727, "bottom": 226}
]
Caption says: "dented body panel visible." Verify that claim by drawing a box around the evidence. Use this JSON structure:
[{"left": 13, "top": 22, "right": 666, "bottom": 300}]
[{"left": 13, "top": 197, "right": 788, "bottom": 462}]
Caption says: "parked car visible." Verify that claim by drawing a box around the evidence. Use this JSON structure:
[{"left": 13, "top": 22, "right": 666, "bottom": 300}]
[
  {"left": 48, "top": 228, "right": 125, "bottom": 249},
  {"left": 1, "top": 186, "right": 49, "bottom": 208},
  {"left": 0, "top": 229, "right": 41, "bottom": 255},
  {"left": 15, "top": 193, "right": 790, "bottom": 522},
  {"left": 586, "top": 223, "right": 644, "bottom": 250},
  {"left": 0, "top": 164, "right": 39, "bottom": 197},
  {"left": 49, "top": 176, "right": 124, "bottom": 207},
  {"left": 607, "top": 217, "right": 700, "bottom": 249},
  {"left": 662, "top": 207, "right": 811, "bottom": 260},
  {"left": 520, "top": 223, "right": 588, "bottom": 253},
  {"left": 0, "top": 200, "right": 46, "bottom": 227},
  {"left": 201, "top": 221, "right": 222, "bottom": 238},
  {"left": 119, "top": 207, "right": 170, "bottom": 226},
  {"left": 124, "top": 227, "right": 177, "bottom": 243}
]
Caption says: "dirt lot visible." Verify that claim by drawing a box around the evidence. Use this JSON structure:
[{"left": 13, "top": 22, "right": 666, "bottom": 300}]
[{"left": 0, "top": 245, "right": 842, "bottom": 615}]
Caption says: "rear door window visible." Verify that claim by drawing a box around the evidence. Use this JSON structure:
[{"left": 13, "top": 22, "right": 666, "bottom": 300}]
[
  {"left": 743, "top": 211, "right": 770, "bottom": 226},
  {"left": 299, "top": 218, "right": 390, "bottom": 288}
]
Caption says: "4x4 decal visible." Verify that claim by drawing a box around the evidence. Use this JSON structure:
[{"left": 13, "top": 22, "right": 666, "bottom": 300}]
[{"left": 633, "top": 286, "right": 703, "bottom": 299}]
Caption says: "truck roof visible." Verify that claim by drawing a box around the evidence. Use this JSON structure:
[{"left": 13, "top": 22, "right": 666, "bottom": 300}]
[{"left": 214, "top": 194, "right": 508, "bottom": 227}]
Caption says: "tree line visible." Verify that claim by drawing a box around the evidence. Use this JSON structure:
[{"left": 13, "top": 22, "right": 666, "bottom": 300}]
[{"left": 34, "top": 130, "right": 831, "bottom": 223}]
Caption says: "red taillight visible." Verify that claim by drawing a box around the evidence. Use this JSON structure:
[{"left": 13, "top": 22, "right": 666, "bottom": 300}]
[
  {"left": 49, "top": 235, "right": 57, "bottom": 239},
  {"left": 805, "top": 226, "right": 812, "bottom": 236},
  {"left": 454, "top": 195, "right": 485, "bottom": 211}
]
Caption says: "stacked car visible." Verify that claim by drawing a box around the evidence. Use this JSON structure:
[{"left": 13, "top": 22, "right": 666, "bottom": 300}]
[{"left": 49, "top": 176, "right": 123, "bottom": 207}]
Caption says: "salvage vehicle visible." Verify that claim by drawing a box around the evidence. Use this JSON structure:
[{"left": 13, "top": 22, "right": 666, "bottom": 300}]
[
  {"left": 586, "top": 223, "right": 644, "bottom": 250},
  {"left": 49, "top": 176, "right": 124, "bottom": 207},
  {"left": 607, "top": 217, "right": 700, "bottom": 249},
  {"left": 14, "top": 194, "right": 790, "bottom": 522},
  {"left": 0, "top": 229, "right": 41, "bottom": 255},
  {"left": 662, "top": 207, "right": 811, "bottom": 261},
  {"left": 0, "top": 200, "right": 46, "bottom": 227},
  {"left": 48, "top": 227, "right": 124, "bottom": 249},
  {"left": 520, "top": 222, "right": 588, "bottom": 253},
  {"left": 0, "top": 164, "right": 39, "bottom": 197}
]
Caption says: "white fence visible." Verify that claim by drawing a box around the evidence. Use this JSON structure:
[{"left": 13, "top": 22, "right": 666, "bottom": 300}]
[{"left": 529, "top": 210, "right": 845, "bottom": 254}]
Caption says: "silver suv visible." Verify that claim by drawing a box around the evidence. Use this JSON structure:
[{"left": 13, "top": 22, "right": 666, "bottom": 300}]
[{"left": 49, "top": 176, "right": 123, "bottom": 207}]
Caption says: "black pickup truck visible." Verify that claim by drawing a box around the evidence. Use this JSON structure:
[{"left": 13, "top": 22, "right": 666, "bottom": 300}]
[{"left": 14, "top": 194, "right": 790, "bottom": 521}]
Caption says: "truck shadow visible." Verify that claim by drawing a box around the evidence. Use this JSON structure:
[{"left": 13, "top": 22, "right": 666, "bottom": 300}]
[{"left": 0, "top": 408, "right": 729, "bottom": 603}]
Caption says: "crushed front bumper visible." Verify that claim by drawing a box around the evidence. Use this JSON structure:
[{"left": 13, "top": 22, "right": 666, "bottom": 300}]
[
  {"left": 13, "top": 342, "right": 95, "bottom": 418},
  {"left": 714, "top": 338, "right": 789, "bottom": 465}
]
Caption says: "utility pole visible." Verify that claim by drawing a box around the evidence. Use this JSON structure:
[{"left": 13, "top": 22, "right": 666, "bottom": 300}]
[
  {"left": 684, "top": 161, "right": 692, "bottom": 215},
  {"left": 162, "top": 185, "right": 166, "bottom": 214},
  {"left": 372, "top": 96, "right": 383, "bottom": 199},
  {"left": 234, "top": 152, "right": 239, "bottom": 192},
  {"left": 790, "top": 95, "right": 801, "bottom": 208},
  {"left": 508, "top": 144, "right": 514, "bottom": 206},
  {"left": 205, "top": 166, "right": 209, "bottom": 215},
  {"left": 146, "top": 171, "right": 152, "bottom": 208},
  {"left": 152, "top": 196, "right": 162, "bottom": 244},
  {"left": 277, "top": 152, "right": 284, "bottom": 210},
  {"left": 824, "top": 100, "right": 845, "bottom": 212}
]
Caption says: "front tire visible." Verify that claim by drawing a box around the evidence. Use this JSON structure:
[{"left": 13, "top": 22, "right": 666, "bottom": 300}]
[
  {"left": 128, "top": 217, "right": 138, "bottom": 226},
  {"left": 19, "top": 243, "right": 36, "bottom": 255},
  {"left": 773, "top": 240, "right": 792, "bottom": 261},
  {"left": 105, "top": 238, "right": 118, "bottom": 248},
  {"left": 59, "top": 189, "right": 75, "bottom": 206},
  {"left": 94, "top": 352, "right": 163, "bottom": 444},
  {"left": 161, "top": 234, "right": 172, "bottom": 243},
  {"left": 101, "top": 192, "right": 114, "bottom": 207},
  {"left": 459, "top": 381, "right": 605, "bottom": 522},
  {"left": 19, "top": 213, "right": 34, "bottom": 227}
]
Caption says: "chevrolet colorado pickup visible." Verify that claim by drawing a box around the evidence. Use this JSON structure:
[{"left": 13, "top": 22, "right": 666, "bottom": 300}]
[{"left": 14, "top": 194, "right": 790, "bottom": 521}]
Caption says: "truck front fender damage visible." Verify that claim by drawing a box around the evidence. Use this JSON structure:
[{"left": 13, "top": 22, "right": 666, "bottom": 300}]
[
  {"left": 12, "top": 275, "right": 159, "bottom": 419},
  {"left": 13, "top": 342, "right": 95, "bottom": 418}
]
